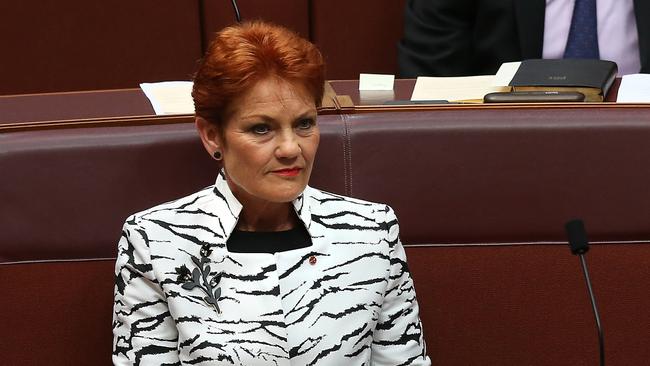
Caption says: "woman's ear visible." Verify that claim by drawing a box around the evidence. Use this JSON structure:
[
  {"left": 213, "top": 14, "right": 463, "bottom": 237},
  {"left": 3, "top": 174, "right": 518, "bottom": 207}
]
[{"left": 196, "top": 117, "right": 223, "bottom": 156}]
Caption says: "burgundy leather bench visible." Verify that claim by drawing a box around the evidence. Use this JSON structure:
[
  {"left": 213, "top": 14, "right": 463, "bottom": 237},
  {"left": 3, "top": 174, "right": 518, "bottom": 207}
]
[
  {"left": 0, "top": 117, "right": 345, "bottom": 364},
  {"left": 3, "top": 106, "right": 650, "bottom": 364},
  {"left": 342, "top": 107, "right": 650, "bottom": 365}
]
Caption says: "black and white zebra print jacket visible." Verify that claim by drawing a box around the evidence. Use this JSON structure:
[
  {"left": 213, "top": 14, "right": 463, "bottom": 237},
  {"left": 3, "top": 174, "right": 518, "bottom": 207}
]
[{"left": 113, "top": 172, "right": 431, "bottom": 365}]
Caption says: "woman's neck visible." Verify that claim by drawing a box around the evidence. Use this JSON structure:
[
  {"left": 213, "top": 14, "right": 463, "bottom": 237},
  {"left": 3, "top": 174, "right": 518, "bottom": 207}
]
[
  {"left": 224, "top": 172, "right": 300, "bottom": 232},
  {"left": 236, "top": 201, "right": 297, "bottom": 232}
]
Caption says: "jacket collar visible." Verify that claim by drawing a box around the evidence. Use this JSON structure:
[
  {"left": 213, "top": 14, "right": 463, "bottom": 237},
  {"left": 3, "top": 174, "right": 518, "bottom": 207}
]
[{"left": 212, "top": 170, "right": 313, "bottom": 238}]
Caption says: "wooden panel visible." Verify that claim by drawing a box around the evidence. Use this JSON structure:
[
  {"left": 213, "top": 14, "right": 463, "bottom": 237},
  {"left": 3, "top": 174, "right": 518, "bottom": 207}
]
[
  {"left": 0, "top": 1, "right": 203, "bottom": 94},
  {"left": 407, "top": 243, "right": 650, "bottom": 365},
  {"left": 310, "top": 0, "right": 407, "bottom": 79},
  {"left": 200, "top": 0, "right": 309, "bottom": 49},
  {"left": 0, "top": 260, "right": 115, "bottom": 365}
]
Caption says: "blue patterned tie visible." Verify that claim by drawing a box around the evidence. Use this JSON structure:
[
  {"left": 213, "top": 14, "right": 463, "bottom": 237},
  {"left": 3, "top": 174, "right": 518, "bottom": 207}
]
[{"left": 563, "top": 0, "right": 599, "bottom": 59}]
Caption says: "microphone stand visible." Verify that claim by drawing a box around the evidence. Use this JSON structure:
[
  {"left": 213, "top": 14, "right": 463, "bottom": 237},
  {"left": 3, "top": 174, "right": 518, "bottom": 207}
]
[
  {"left": 231, "top": 0, "right": 241, "bottom": 22},
  {"left": 565, "top": 219, "right": 605, "bottom": 366},
  {"left": 578, "top": 253, "right": 604, "bottom": 366}
]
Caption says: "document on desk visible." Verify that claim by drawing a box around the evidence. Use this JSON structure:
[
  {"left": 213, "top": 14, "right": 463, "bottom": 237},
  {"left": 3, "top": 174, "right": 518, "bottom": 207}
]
[
  {"left": 616, "top": 74, "right": 650, "bottom": 102},
  {"left": 140, "top": 81, "right": 195, "bottom": 115},
  {"left": 411, "top": 75, "right": 510, "bottom": 102}
]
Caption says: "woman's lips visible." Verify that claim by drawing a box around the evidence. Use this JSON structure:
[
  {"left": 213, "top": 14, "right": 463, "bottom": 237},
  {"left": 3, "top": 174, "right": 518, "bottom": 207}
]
[{"left": 272, "top": 168, "right": 301, "bottom": 177}]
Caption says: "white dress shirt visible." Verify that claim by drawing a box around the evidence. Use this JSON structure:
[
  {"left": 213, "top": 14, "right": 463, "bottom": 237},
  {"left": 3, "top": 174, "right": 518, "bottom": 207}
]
[{"left": 543, "top": 0, "right": 641, "bottom": 75}]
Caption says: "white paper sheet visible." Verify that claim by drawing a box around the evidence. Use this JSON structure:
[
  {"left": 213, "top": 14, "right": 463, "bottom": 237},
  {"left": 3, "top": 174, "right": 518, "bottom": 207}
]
[
  {"left": 140, "top": 81, "right": 195, "bottom": 115},
  {"left": 493, "top": 61, "right": 521, "bottom": 87},
  {"left": 411, "top": 75, "right": 509, "bottom": 102},
  {"left": 616, "top": 74, "right": 650, "bottom": 103},
  {"left": 359, "top": 73, "right": 395, "bottom": 90}
]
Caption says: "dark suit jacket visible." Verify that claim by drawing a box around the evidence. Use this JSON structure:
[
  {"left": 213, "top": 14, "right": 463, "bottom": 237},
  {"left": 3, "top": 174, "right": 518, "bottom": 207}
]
[{"left": 398, "top": 0, "right": 650, "bottom": 77}]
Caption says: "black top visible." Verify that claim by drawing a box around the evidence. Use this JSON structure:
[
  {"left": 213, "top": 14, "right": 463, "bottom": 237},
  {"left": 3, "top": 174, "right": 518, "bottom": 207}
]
[{"left": 226, "top": 224, "right": 312, "bottom": 254}]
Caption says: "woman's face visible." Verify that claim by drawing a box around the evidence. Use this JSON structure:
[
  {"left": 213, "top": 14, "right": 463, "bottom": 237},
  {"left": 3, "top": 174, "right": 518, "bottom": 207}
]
[{"left": 199, "top": 77, "right": 319, "bottom": 206}]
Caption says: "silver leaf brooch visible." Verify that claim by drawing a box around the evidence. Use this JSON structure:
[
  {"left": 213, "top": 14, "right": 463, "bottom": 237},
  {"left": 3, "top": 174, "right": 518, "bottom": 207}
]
[{"left": 175, "top": 244, "right": 222, "bottom": 314}]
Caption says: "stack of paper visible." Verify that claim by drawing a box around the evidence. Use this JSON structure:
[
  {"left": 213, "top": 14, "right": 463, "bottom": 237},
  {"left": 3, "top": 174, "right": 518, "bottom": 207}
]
[
  {"left": 140, "top": 81, "right": 195, "bottom": 115},
  {"left": 410, "top": 63, "right": 519, "bottom": 103},
  {"left": 411, "top": 75, "right": 510, "bottom": 102},
  {"left": 616, "top": 74, "right": 650, "bottom": 103}
]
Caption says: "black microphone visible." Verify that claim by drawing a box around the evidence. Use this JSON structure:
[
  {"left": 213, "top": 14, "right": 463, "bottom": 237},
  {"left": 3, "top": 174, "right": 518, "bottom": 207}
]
[
  {"left": 230, "top": 0, "right": 242, "bottom": 23},
  {"left": 565, "top": 219, "right": 604, "bottom": 366},
  {"left": 198, "top": 0, "right": 242, "bottom": 52},
  {"left": 566, "top": 219, "right": 589, "bottom": 255}
]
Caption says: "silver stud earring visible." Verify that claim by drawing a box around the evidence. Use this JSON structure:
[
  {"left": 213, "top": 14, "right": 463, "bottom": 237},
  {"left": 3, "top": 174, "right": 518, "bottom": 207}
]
[{"left": 213, "top": 151, "right": 222, "bottom": 161}]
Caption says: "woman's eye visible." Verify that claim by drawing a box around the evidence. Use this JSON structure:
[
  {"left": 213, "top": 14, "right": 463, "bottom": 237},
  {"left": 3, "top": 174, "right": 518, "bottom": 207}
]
[
  {"left": 251, "top": 124, "right": 270, "bottom": 135},
  {"left": 297, "top": 118, "right": 315, "bottom": 130}
]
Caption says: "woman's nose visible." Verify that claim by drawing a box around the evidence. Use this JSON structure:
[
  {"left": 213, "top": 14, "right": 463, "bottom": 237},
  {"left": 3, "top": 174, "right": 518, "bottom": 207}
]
[{"left": 275, "top": 131, "right": 301, "bottom": 158}]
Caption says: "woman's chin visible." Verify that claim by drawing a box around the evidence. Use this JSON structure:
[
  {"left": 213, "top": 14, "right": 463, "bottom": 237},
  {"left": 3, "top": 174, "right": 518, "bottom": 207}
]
[
  {"left": 266, "top": 182, "right": 308, "bottom": 203},
  {"left": 267, "top": 188, "right": 305, "bottom": 203}
]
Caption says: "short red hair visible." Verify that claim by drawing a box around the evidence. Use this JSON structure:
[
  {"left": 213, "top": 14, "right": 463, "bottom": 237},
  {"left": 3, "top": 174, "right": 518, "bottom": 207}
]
[{"left": 192, "top": 21, "right": 326, "bottom": 124}]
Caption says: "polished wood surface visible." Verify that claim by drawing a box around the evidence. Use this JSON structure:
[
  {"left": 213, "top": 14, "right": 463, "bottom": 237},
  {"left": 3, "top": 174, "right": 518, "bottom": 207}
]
[
  {"left": 1, "top": 78, "right": 645, "bottom": 133},
  {"left": 0, "top": 89, "right": 190, "bottom": 132},
  {"left": 1, "top": 89, "right": 154, "bottom": 123},
  {"left": 327, "top": 77, "right": 623, "bottom": 109}
]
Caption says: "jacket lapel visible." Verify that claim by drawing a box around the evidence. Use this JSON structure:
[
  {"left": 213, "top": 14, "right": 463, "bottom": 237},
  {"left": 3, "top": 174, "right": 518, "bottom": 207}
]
[
  {"left": 514, "top": 0, "right": 546, "bottom": 59},
  {"left": 212, "top": 171, "right": 242, "bottom": 241},
  {"left": 634, "top": 0, "right": 650, "bottom": 72}
]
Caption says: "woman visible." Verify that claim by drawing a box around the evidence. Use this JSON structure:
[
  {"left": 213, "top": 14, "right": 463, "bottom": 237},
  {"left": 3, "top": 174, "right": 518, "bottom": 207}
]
[{"left": 113, "top": 21, "right": 430, "bottom": 365}]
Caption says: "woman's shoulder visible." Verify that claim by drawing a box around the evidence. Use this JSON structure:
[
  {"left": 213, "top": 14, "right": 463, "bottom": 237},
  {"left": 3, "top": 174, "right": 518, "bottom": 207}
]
[
  {"left": 305, "top": 186, "right": 395, "bottom": 221},
  {"left": 306, "top": 186, "right": 387, "bottom": 205},
  {"left": 125, "top": 184, "right": 218, "bottom": 224}
]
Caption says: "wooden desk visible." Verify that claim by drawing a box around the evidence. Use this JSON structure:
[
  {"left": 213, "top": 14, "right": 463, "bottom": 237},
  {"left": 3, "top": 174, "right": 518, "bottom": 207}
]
[
  {"left": 0, "top": 78, "right": 644, "bottom": 133},
  {"left": 325, "top": 78, "right": 631, "bottom": 114},
  {"left": 0, "top": 89, "right": 190, "bottom": 132}
]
